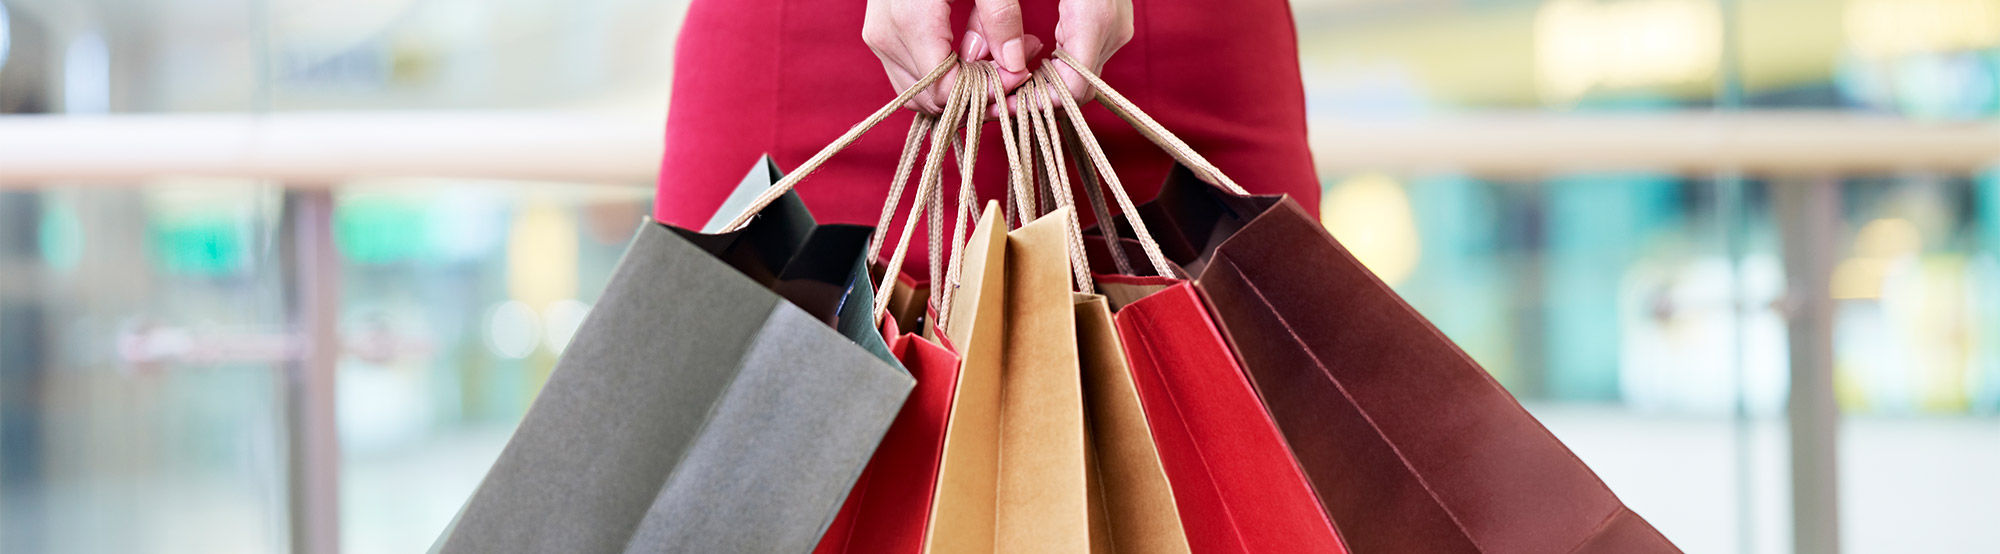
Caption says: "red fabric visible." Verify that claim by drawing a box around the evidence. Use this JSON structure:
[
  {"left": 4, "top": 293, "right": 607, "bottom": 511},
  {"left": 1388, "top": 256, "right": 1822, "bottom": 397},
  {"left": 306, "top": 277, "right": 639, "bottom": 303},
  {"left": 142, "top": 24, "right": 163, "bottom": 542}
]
[
  {"left": 814, "top": 319, "right": 961, "bottom": 554},
  {"left": 1110, "top": 277, "right": 1349, "bottom": 553},
  {"left": 657, "top": 0, "right": 1318, "bottom": 275},
  {"left": 1128, "top": 171, "right": 1679, "bottom": 553}
]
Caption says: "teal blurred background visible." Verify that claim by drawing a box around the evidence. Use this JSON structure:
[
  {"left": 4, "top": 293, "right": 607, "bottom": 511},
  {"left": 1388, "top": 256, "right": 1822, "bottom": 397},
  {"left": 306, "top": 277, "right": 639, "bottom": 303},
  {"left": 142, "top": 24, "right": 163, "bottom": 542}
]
[{"left": 1, "top": 0, "right": 1997, "bottom": 552}]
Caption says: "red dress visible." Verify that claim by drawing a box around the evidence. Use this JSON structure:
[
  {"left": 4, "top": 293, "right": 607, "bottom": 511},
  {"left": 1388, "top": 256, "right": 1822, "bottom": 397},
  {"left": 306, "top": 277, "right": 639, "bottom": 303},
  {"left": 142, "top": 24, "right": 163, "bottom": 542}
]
[{"left": 655, "top": 0, "right": 1318, "bottom": 273}]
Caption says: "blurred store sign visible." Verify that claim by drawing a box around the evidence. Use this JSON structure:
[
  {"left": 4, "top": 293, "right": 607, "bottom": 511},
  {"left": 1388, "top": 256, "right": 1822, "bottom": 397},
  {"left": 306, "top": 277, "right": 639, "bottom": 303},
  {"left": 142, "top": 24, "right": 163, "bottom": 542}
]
[
  {"left": 1534, "top": 0, "right": 1722, "bottom": 103},
  {"left": 114, "top": 319, "right": 436, "bottom": 368},
  {"left": 116, "top": 320, "right": 303, "bottom": 369}
]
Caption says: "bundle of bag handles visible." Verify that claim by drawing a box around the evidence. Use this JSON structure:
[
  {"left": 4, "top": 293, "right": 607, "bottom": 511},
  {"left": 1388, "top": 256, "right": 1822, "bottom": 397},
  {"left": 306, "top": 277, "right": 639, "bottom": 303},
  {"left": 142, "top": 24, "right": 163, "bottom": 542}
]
[{"left": 717, "top": 52, "right": 1252, "bottom": 333}]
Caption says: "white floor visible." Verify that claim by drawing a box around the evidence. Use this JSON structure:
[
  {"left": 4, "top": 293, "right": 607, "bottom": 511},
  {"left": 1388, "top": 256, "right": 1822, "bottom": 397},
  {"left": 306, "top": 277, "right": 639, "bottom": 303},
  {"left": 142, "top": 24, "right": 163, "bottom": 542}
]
[
  {"left": 1535, "top": 405, "right": 2000, "bottom": 554},
  {"left": 10, "top": 408, "right": 1995, "bottom": 553}
]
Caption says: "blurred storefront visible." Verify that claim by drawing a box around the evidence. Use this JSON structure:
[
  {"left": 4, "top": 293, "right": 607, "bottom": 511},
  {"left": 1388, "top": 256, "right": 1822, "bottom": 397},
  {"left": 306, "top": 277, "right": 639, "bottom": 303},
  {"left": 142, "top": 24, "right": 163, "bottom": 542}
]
[{"left": 2, "top": 0, "right": 1997, "bottom": 552}]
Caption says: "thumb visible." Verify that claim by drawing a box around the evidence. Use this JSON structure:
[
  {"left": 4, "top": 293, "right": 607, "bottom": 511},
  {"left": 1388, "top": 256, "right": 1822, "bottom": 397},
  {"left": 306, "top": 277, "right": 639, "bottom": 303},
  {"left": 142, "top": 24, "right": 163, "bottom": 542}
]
[{"left": 972, "top": 0, "right": 1027, "bottom": 72}]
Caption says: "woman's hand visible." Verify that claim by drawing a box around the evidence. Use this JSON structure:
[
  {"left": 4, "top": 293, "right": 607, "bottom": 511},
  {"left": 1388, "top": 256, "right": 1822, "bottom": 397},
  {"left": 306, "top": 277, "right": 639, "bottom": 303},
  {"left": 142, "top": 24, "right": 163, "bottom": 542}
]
[
  {"left": 864, "top": 0, "right": 1036, "bottom": 114},
  {"left": 863, "top": 0, "right": 1132, "bottom": 113},
  {"left": 1049, "top": 0, "right": 1133, "bottom": 104}
]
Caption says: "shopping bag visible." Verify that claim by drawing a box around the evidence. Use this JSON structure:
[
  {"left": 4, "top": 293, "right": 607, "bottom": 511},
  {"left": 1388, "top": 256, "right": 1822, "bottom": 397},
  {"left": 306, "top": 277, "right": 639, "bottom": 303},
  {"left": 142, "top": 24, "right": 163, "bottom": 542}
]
[
  {"left": 438, "top": 159, "right": 914, "bottom": 554},
  {"left": 1075, "top": 294, "right": 1194, "bottom": 554},
  {"left": 1132, "top": 167, "right": 1679, "bottom": 553},
  {"left": 1095, "top": 268, "right": 1349, "bottom": 553},
  {"left": 1037, "top": 48, "right": 1678, "bottom": 551},
  {"left": 814, "top": 313, "right": 961, "bottom": 554},
  {"left": 925, "top": 203, "right": 1091, "bottom": 553},
  {"left": 1032, "top": 66, "right": 1344, "bottom": 552}
]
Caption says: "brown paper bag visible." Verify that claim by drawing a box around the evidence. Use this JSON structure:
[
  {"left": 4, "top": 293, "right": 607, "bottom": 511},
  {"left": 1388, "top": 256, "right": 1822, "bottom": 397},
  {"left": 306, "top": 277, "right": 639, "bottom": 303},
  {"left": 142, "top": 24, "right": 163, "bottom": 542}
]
[
  {"left": 1076, "top": 295, "right": 1192, "bottom": 554},
  {"left": 926, "top": 204, "right": 1090, "bottom": 553}
]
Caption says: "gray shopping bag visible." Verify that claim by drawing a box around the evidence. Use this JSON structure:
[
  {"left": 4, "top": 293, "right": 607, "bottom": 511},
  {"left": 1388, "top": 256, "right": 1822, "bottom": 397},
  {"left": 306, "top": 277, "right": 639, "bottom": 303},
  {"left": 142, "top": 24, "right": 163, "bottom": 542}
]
[{"left": 438, "top": 158, "right": 914, "bottom": 553}]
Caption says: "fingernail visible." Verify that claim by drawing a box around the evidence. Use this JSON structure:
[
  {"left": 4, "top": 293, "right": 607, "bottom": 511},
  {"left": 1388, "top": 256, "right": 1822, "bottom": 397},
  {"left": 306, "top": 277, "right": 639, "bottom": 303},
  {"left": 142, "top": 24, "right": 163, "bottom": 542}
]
[
  {"left": 963, "top": 33, "right": 985, "bottom": 59},
  {"left": 1001, "top": 38, "right": 1027, "bottom": 72}
]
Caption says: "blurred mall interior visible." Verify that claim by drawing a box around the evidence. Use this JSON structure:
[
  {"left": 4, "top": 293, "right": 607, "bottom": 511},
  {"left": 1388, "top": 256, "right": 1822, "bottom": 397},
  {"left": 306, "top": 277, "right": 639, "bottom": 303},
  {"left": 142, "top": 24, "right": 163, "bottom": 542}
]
[{"left": 1, "top": 0, "right": 1997, "bottom": 552}]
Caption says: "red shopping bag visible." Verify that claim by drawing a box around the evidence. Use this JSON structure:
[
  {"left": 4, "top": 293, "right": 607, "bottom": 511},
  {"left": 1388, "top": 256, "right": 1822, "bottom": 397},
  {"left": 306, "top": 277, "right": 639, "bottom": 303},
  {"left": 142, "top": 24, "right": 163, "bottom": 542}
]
[
  {"left": 1123, "top": 168, "right": 1678, "bottom": 553},
  {"left": 1093, "top": 265, "right": 1349, "bottom": 553},
  {"left": 814, "top": 309, "right": 960, "bottom": 554}
]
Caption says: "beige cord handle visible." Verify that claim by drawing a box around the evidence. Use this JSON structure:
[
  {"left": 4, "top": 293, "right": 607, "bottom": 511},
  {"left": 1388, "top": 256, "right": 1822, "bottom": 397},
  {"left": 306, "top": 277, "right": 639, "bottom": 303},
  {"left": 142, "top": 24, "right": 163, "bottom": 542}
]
[
  {"left": 872, "top": 61, "right": 975, "bottom": 324},
  {"left": 1014, "top": 83, "right": 1043, "bottom": 225},
  {"left": 935, "top": 63, "right": 993, "bottom": 330},
  {"left": 986, "top": 65, "right": 1035, "bottom": 231},
  {"left": 865, "top": 114, "right": 938, "bottom": 265},
  {"left": 1022, "top": 71, "right": 1096, "bottom": 295},
  {"left": 1049, "top": 51, "right": 1248, "bottom": 196},
  {"left": 1060, "top": 116, "right": 1135, "bottom": 277},
  {"left": 724, "top": 55, "right": 959, "bottom": 232},
  {"left": 1038, "top": 63, "right": 1179, "bottom": 278}
]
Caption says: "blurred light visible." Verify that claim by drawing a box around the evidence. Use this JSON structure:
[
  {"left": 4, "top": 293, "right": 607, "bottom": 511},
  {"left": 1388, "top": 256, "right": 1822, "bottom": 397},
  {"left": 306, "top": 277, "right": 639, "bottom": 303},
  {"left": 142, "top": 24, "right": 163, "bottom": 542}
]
[
  {"left": 146, "top": 185, "right": 266, "bottom": 277},
  {"left": 543, "top": 299, "right": 589, "bottom": 354},
  {"left": 1889, "top": 53, "right": 2000, "bottom": 119},
  {"left": 1833, "top": 217, "right": 1923, "bottom": 300},
  {"left": 63, "top": 32, "right": 110, "bottom": 114},
  {"left": 485, "top": 300, "right": 540, "bottom": 359},
  {"left": 38, "top": 197, "right": 84, "bottom": 273},
  {"left": 506, "top": 203, "right": 579, "bottom": 310},
  {"left": 1321, "top": 173, "right": 1422, "bottom": 286},
  {"left": 334, "top": 192, "right": 429, "bottom": 264},
  {"left": 1845, "top": 0, "right": 2000, "bottom": 60},
  {"left": 0, "top": 3, "right": 11, "bottom": 70},
  {"left": 427, "top": 187, "right": 507, "bottom": 262},
  {"left": 1534, "top": 0, "right": 1722, "bottom": 103},
  {"left": 276, "top": 0, "right": 419, "bottom": 52},
  {"left": 1855, "top": 217, "right": 1923, "bottom": 258}
]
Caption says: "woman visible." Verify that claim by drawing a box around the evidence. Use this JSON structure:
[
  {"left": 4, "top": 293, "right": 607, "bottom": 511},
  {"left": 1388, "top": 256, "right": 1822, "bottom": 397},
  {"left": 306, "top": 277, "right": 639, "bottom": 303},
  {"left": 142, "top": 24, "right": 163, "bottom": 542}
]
[{"left": 656, "top": 0, "right": 1317, "bottom": 271}]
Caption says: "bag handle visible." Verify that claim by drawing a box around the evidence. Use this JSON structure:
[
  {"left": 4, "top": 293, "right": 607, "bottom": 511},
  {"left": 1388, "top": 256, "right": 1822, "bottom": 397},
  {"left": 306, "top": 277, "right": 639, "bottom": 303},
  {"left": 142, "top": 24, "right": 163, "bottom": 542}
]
[
  {"left": 934, "top": 63, "right": 997, "bottom": 330},
  {"left": 864, "top": 114, "right": 938, "bottom": 266},
  {"left": 1020, "top": 71, "right": 1101, "bottom": 295},
  {"left": 1049, "top": 51, "right": 1249, "bottom": 196},
  {"left": 873, "top": 61, "right": 977, "bottom": 325},
  {"left": 1035, "top": 63, "right": 1179, "bottom": 278},
  {"left": 722, "top": 55, "right": 960, "bottom": 232},
  {"left": 1060, "top": 113, "right": 1135, "bottom": 277}
]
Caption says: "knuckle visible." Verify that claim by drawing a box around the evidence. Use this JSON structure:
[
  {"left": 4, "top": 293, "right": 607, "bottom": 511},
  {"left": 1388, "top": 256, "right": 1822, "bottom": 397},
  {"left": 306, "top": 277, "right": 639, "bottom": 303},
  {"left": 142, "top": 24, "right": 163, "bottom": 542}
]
[
  {"left": 862, "top": 28, "right": 889, "bottom": 49},
  {"left": 1110, "top": 21, "right": 1134, "bottom": 46},
  {"left": 985, "top": 1, "right": 1023, "bottom": 23}
]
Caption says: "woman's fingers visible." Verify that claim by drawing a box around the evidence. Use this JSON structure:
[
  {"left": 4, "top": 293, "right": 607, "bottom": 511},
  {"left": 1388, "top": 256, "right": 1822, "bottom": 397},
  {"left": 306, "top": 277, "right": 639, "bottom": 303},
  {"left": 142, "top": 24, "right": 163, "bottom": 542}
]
[
  {"left": 986, "top": 35, "right": 1044, "bottom": 119},
  {"left": 970, "top": 0, "right": 1027, "bottom": 72},
  {"left": 1052, "top": 0, "right": 1133, "bottom": 103},
  {"left": 864, "top": 0, "right": 958, "bottom": 113}
]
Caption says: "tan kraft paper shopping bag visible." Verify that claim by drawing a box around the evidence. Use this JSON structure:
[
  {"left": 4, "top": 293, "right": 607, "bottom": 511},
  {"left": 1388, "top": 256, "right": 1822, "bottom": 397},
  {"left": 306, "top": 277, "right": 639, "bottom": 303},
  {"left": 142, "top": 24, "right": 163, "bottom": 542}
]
[
  {"left": 925, "top": 204, "right": 1090, "bottom": 553},
  {"left": 1076, "top": 295, "right": 1192, "bottom": 554}
]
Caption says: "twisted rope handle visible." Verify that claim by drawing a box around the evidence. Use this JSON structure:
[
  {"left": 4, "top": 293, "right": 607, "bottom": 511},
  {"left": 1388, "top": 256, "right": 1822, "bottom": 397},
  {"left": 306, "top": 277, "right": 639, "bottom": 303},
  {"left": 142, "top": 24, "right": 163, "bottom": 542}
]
[
  {"left": 1060, "top": 115, "right": 1135, "bottom": 277},
  {"left": 1022, "top": 71, "right": 1096, "bottom": 295},
  {"left": 864, "top": 114, "right": 937, "bottom": 265},
  {"left": 934, "top": 63, "right": 994, "bottom": 331},
  {"left": 1049, "top": 51, "right": 1248, "bottom": 196},
  {"left": 1038, "top": 63, "right": 1180, "bottom": 278},
  {"left": 988, "top": 66, "right": 1036, "bottom": 230},
  {"left": 723, "top": 55, "right": 960, "bottom": 232},
  {"left": 872, "top": 61, "right": 976, "bottom": 325},
  {"left": 1015, "top": 83, "right": 1044, "bottom": 225}
]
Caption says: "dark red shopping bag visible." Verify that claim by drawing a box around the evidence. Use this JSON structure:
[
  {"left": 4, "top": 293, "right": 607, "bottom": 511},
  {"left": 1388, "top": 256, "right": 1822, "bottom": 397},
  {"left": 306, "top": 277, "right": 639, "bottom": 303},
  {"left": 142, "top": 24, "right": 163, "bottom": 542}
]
[
  {"left": 1092, "top": 264, "right": 1349, "bottom": 554},
  {"left": 1116, "top": 167, "right": 1678, "bottom": 553},
  {"left": 813, "top": 310, "right": 960, "bottom": 554}
]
